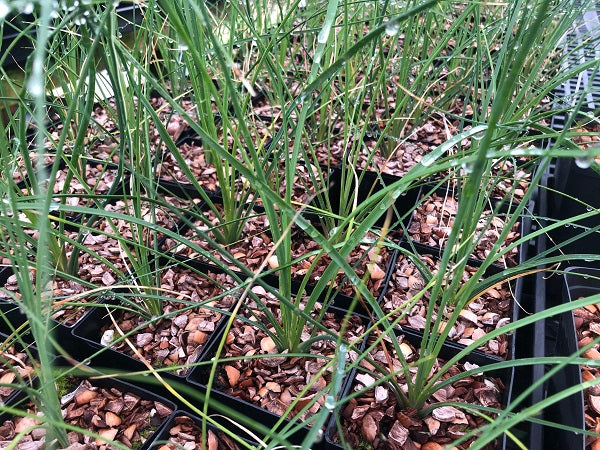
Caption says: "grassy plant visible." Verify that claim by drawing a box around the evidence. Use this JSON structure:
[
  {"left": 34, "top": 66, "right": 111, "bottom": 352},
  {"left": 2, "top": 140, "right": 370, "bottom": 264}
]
[{"left": 1, "top": 0, "right": 600, "bottom": 448}]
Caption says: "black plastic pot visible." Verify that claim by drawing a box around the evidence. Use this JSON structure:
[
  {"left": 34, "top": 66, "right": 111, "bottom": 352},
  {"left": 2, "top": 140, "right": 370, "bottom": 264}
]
[
  {"left": 1, "top": 3, "right": 143, "bottom": 68},
  {"left": 0, "top": 266, "right": 114, "bottom": 360},
  {"left": 546, "top": 266, "right": 600, "bottom": 450},
  {"left": 534, "top": 158, "right": 585, "bottom": 450},
  {"left": 379, "top": 241, "right": 519, "bottom": 363},
  {"left": 146, "top": 410, "right": 258, "bottom": 449},
  {"left": 542, "top": 309, "right": 584, "bottom": 450},
  {"left": 10, "top": 150, "right": 129, "bottom": 230},
  {"left": 154, "top": 114, "right": 225, "bottom": 200},
  {"left": 0, "top": 299, "right": 29, "bottom": 338},
  {"left": 0, "top": 369, "right": 176, "bottom": 450},
  {"left": 547, "top": 152, "right": 600, "bottom": 261},
  {"left": 0, "top": 333, "right": 39, "bottom": 408},
  {"left": 72, "top": 258, "right": 242, "bottom": 394},
  {"left": 407, "top": 182, "right": 528, "bottom": 270},
  {"left": 186, "top": 305, "right": 370, "bottom": 449},
  {"left": 306, "top": 167, "right": 421, "bottom": 234},
  {"left": 324, "top": 326, "right": 515, "bottom": 449}
]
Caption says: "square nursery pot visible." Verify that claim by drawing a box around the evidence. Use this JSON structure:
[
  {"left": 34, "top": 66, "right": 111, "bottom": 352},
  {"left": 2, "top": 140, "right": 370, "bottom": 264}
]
[
  {"left": 186, "top": 303, "right": 370, "bottom": 449},
  {"left": 19, "top": 157, "right": 128, "bottom": 229},
  {"left": 542, "top": 266, "right": 600, "bottom": 450},
  {"left": 0, "top": 300, "right": 29, "bottom": 339},
  {"left": 0, "top": 266, "right": 112, "bottom": 359},
  {"left": 406, "top": 183, "right": 525, "bottom": 269},
  {"left": 155, "top": 129, "right": 220, "bottom": 200},
  {"left": 0, "top": 334, "right": 40, "bottom": 409},
  {"left": 371, "top": 233, "right": 540, "bottom": 448},
  {"left": 547, "top": 152, "right": 600, "bottom": 260},
  {"left": 72, "top": 259, "right": 243, "bottom": 394},
  {"left": 306, "top": 167, "right": 421, "bottom": 233},
  {"left": 0, "top": 369, "right": 176, "bottom": 450},
  {"left": 159, "top": 198, "right": 274, "bottom": 275},
  {"left": 154, "top": 123, "right": 225, "bottom": 199},
  {"left": 146, "top": 410, "right": 259, "bottom": 449},
  {"left": 377, "top": 241, "right": 519, "bottom": 361},
  {"left": 324, "top": 326, "right": 516, "bottom": 450}
]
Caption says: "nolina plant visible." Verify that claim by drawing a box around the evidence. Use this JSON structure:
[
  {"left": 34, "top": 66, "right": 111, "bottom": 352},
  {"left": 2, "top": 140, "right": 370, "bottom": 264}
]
[{"left": 2, "top": 0, "right": 600, "bottom": 449}]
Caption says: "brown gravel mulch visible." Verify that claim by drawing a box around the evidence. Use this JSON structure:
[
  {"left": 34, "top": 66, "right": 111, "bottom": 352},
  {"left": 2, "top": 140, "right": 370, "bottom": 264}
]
[
  {"left": 290, "top": 230, "right": 395, "bottom": 298},
  {"left": 572, "top": 301, "right": 600, "bottom": 448},
  {"left": 99, "top": 267, "right": 239, "bottom": 376},
  {"left": 1, "top": 230, "right": 132, "bottom": 327},
  {"left": 243, "top": 160, "right": 323, "bottom": 209},
  {"left": 156, "top": 139, "right": 220, "bottom": 192},
  {"left": 408, "top": 192, "right": 521, "bottom": 267},
  {"left": 3, "top": 269, "right": 109, "bottom": 328},
  {"left": 356, "top": 139, "right": 435, "bottom": 178},
  {"left": 94, "top": 195, "right": 191, "bottom": 247},
  {"left": 49, "top": 162, "right": 121, "bottom": 211},
  {"left": 162, "top": 205, "right": 273, "bottom": 273},
  {"left": 200, "top": 287, "right": 366, "bottom": 421},
  {"left": 573, "top": 122, "right": 600, "bottom": 165},
  {"left": 307, "top": 96, "right": 467, "bottom": 176},
  {"left": 0, "top": 378, "right": 173, "bottom": 449},
  {"left": 487, "top": 159, "right": 532, "bottom": 201},
  {"left": 0, "top": 345, "right": 37, "bottom": 404},
  {"left": 381, "top": 253, "right": 513, "bottom": 358},
  {"left": 333, "top": 333, "right": 504, "bottom": 449},
  {"left": 156, "top": 414, "right": 245, "bottom": 450}
]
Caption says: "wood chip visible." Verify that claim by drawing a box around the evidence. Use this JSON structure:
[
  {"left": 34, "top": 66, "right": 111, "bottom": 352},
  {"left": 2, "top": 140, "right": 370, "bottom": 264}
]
[
  {"left": 208, "top": 429, "right": 219, "bottom": 450},
  {"left": 370, "top": 264, "right": 386, "bottom": 280},
  {"left": 400, "top": 342, "right": 413, "bottom": 358},
  {"left": 590, "top": 323, "right": 600, "bottom": 336},
  {"left": 459, "top": 309, "right": 479, "bottom": 324},
  {"left": 123, "top": 424, "right": 137, "bottom": 441},
  {"left": 424, "top": 417, "right": 440, "bottom": 435},
  {"left": 102, "top": 272, "right": 116, "bottom": 286},
  {"left": 374, "top": 385, "right": 388, "bottom": 403},
  {"left": 583, "top": 370, "right": 596, "bottom": 382},
  {"left": 136, "top": 333, "right": 154, "bottom": 347},
  {"left": 265, "top": 381, "right": 282, "bottom": 393},
  {"left": 260, "top": 336, "right": 277, "bottom": 352},
  {"left": 591, "top": 396, "right": 600, "bottom": 415},
  {"left": 355, "top": 373, "right": 376, "bottom": 387},
  {"left": 75, "top": 389, "right": 98, "bottom": 405},
  {"left": 361, "top": 413, "right": 378, "bottom": 442},
  {"left": 432, "top": 406, "right": 459, "bottom": 422},
  {"left": 104, "top": 411, "right": 122, "bottom": 427},
  {"left": 584, "top": 348, "right": 600, "bottom": 360},
  {"left": 388, "top": 421, "right": 409, "bottom": 446},
  {"left": 224, "top": 366, "right": 240, "bottom": 387},
  {"left": 421, "top": 443, "right": 444, "bottom": 450},
  {"left": 96, "top": 428, "right": 118, "bottom": 445},
  {"left": 15, "top": 417, "right": 39, "bottom": 433}
]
